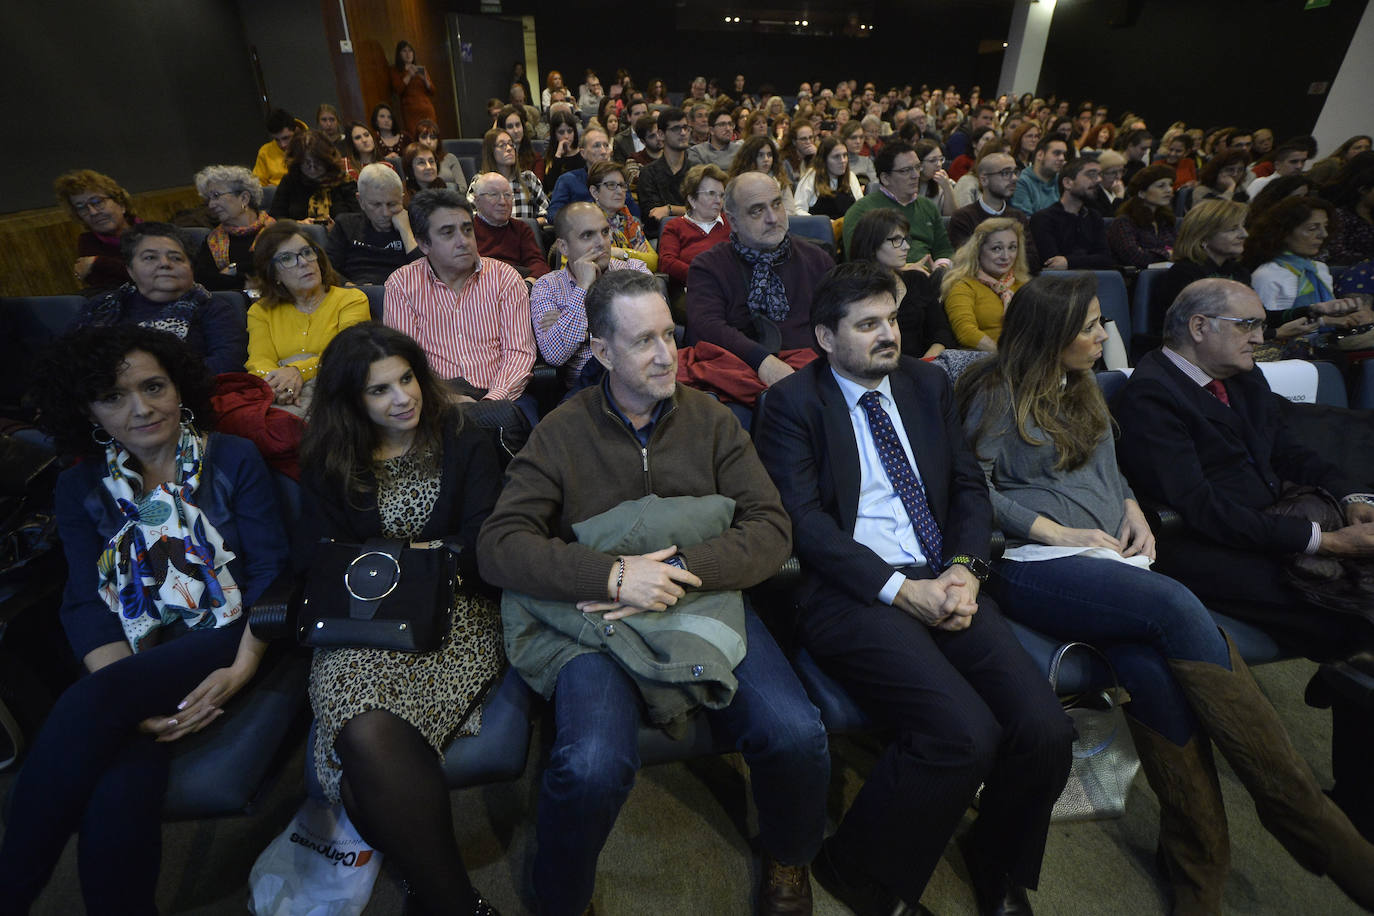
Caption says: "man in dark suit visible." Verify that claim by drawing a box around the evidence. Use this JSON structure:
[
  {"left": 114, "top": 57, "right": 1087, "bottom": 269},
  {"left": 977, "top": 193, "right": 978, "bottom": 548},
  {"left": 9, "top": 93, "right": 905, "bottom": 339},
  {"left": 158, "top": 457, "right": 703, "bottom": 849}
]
[
  {"left": 754, "top": 261, "right": 1072, "bottom": 915},
  {"left": 1116, "top": 277, "right": 1374, "bottom": 834}
]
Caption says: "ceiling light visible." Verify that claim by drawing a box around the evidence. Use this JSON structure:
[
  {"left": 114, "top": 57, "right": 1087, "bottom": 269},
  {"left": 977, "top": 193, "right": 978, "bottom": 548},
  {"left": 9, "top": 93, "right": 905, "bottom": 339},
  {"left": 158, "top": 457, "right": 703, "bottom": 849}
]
[{"left": 801, "top": 19, "right": 808, "bottom": 26}]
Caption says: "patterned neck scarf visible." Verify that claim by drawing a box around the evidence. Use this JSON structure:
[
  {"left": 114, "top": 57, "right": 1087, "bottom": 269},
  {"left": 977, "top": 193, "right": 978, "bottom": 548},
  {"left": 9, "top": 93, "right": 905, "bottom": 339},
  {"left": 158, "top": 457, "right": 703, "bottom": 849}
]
[
  {"left": 98, "top": 426, "right": 241, "bottom": 653},
  {"left": 731, "top": 231, "right": 794, "bottom": 322},
  {"left": 207, "top": 210, "right": 274, "bottom": 270},
  {"left": 977, "top": 268, "right": 1017, "bottom": 309},
  {"left": 85, "top": 282, "right": 212, "bottom": 342},
  {"left": 1273, "top": 252, "right": 1333, "bottom": 312}
]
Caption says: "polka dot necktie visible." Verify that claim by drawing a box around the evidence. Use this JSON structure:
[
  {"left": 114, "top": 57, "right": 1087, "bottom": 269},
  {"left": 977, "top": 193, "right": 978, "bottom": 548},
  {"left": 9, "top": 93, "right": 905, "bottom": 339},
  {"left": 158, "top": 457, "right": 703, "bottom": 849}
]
[{"left": 858, "top": 390, "right": 943, "bottom": 563}]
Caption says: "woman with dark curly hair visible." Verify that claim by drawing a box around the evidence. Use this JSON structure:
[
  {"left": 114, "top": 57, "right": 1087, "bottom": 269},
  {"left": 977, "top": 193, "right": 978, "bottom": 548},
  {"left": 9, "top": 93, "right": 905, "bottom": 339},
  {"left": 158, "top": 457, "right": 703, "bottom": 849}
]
[
  {"left": 268, "top": 130, "right": 361, "bottom": 227},
  {"left": 371, "top": 102, "right": 412, "bottom": 165},
  {"left": 0, "top": 325, "right": 286, "bottom": 913},
  {"left": 75, "top": 222, "right": 248, "bottom": 376},
  {"left": 299, "top": 322, "right": 503, "bottom": 916},
  {"left": 53, "top": 168, "right": 139, "bottom": 292},
  {"left": 247, "top": 221, "right": 369, "bottom": 415},
  {"left": 1107, "top": 163, "right": 1178, "bottom": 268},
  {"left": 1325, "top": 151, "right": 1374, "bottom": 266},
  {"left": 1195, "top": 150, "right": 1250, "bottom": 204},
  {"left": 727, "top": 134, "right": 797, "bottom": 214},
  {"left": 1245, "top": 196, "right": 1366, "bottom": 325}
]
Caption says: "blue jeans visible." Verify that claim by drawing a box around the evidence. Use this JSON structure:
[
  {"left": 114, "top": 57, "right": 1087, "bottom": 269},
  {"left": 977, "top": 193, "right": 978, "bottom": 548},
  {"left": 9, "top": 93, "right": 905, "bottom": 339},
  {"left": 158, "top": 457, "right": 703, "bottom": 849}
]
[
  {"left": 532, "top": 605, "right": 829, "bottom": 916},
  {"left": 991, "top": 555, "right": 1230, "bottom": 744}
]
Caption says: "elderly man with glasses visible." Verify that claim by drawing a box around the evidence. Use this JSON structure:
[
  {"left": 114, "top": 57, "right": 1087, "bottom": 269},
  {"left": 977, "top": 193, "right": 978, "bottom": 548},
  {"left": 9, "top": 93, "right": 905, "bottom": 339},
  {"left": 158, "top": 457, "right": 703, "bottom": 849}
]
[{"left": 469, "top": 171, "right": 549, "bottom": 287}]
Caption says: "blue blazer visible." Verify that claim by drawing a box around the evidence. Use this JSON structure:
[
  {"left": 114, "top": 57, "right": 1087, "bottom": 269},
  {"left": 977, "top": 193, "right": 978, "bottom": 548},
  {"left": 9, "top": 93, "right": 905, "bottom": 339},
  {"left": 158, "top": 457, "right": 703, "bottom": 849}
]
[{"left": 753, "top": 355, "right": 993, "bottom": 606}]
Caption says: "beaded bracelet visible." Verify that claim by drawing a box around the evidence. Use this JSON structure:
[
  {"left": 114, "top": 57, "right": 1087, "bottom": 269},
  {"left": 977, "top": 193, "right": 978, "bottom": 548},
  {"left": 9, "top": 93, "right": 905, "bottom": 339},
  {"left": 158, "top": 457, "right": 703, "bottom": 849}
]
[{"left": 614, "top": 557, "right": 626, "bottom": 603}]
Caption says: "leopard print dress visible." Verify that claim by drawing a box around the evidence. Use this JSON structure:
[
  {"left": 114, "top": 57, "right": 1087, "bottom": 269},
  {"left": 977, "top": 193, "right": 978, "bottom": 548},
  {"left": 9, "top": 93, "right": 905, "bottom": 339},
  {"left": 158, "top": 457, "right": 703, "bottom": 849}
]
[{"left": 309, "top": 446, "right": 504, "bottom": 803}]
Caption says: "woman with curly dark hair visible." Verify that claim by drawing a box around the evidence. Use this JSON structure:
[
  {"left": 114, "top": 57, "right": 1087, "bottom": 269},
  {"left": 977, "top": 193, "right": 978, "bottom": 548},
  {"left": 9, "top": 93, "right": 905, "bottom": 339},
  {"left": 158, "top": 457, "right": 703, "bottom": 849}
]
[
  {"left": 1324, "top": 151, "right": 1374, "bottom": 266},
  {"left": 1195, "top": 150, "right": 1250, "bottom": 204},
  {"left": 727, "top": 134, "right": 797, "bottom": 213},
  {"left": 371, "top": 102, "right": 411, "bottom": 165},
  {"left": 1107, "top": 163, "right": 1178, "bottom": 268},
  {"left": 299, "top": 322, "right": 503, "bottom": 916},
  {"left": 0, "top": 325, "right": 286, "bottom": 913},
  {"left": 268, "top": 130, "right": 361, "bottom": 227},
  {"left": 1245, "top": 196, "right": 1366, "bottom": 326}
]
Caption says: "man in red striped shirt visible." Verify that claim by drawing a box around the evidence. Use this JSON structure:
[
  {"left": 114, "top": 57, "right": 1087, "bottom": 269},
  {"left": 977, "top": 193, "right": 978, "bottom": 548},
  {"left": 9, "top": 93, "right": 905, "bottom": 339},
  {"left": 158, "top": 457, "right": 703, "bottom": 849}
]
[{"left": 383, "top": 189, "right": 536, "bottom": 405}]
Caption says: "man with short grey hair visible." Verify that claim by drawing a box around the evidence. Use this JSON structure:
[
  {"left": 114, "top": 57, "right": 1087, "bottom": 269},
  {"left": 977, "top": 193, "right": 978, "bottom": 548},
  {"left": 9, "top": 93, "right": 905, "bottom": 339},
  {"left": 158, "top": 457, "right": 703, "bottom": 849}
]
[
  {"left": 1117, "top": 277, "right": 1374, "bottom": 840},
  {"left": 470, "top": 171, "right": 548, "bottom": 286},
  {"left": 325, "top": 162, "right": 421, "bottom": 284}
]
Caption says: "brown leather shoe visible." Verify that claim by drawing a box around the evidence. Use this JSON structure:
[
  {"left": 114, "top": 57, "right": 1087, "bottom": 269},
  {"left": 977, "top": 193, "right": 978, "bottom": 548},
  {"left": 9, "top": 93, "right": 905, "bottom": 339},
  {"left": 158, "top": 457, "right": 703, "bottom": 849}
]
[{"left": 760, "top": 855, "right": 813, "bottom": 915}]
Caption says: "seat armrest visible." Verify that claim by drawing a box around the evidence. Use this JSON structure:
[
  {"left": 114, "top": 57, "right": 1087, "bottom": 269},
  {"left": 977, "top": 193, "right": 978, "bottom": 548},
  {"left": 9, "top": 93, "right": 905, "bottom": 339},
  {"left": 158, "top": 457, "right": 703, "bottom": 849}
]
[{"left": 248, "top": 573, "right": 304, "bottom": 642}]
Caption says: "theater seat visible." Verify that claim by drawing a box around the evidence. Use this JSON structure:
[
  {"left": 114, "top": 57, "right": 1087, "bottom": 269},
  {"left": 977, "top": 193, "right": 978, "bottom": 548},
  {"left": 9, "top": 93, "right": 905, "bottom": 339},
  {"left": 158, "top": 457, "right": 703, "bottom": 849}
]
[
  {"left": 790, "top": 214, "right": 836, "bottom": 258},
  {"left": 1132, "top": 267, "right": 1169, "bottom": 340},
  {"left": 358, "top": 285, "right": 386, "bottom": 321}
]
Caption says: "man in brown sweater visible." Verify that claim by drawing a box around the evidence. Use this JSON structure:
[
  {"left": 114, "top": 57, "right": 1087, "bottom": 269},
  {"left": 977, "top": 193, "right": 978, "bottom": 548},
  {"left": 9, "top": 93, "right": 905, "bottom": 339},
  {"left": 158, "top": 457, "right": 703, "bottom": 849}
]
[{"left": 478, "top": 269, "right": 828, "bottom": 916}]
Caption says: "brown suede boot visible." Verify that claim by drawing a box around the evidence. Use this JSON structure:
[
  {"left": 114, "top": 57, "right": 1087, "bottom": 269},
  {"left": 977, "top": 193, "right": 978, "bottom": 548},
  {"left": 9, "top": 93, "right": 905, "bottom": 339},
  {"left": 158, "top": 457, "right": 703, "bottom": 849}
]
[
  {"left": 1170, "top": 634, "right": 1374, "bottom": 910},
  {"left": 1125, "top": 715, "right": 1230, "bottom": 914}
]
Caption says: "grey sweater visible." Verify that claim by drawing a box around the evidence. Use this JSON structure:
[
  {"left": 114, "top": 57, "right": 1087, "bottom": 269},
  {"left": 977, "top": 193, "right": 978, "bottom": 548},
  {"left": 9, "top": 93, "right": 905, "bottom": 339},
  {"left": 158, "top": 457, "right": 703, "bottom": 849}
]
[{"left": 962, "top": 393, "right": 1134, "bottom": 547}]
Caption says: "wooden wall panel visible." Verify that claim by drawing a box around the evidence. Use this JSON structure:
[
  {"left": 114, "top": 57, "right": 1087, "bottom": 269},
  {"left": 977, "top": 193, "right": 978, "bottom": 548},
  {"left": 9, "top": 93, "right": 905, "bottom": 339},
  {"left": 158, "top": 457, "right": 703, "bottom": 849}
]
[
  {"left": 337, "top": 0, "right": 460, "bottom": 137},
  {"left": 0, "top": 188, "right": 202, "bottom": 298}
]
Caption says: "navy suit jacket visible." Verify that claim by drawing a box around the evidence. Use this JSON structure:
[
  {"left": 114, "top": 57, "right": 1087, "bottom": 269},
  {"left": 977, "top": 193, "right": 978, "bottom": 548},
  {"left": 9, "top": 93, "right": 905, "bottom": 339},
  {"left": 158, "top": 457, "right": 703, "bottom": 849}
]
[
  {"left": 1115, "top": 349, "right": 1358, "bottom": 555},
  {"left": 754, "top": 355, "right": 993, "bottom": 606}
]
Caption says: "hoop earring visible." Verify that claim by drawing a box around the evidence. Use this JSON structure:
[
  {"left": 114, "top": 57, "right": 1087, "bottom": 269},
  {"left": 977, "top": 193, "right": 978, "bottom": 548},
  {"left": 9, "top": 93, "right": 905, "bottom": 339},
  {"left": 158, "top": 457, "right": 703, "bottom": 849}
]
[
  {"left": 180, "top": 405, "right": 196, "bottom": 425},
  {"left": 91, "top": 424, "right": 113, "bottom": 446}
]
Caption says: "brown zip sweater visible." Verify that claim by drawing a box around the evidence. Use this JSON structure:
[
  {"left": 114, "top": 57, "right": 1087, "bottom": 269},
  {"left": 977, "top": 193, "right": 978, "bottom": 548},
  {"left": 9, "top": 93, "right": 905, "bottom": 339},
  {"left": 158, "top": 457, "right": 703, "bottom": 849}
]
[{"left": 477, "top": 382, "right": 791, "bottom": 603}]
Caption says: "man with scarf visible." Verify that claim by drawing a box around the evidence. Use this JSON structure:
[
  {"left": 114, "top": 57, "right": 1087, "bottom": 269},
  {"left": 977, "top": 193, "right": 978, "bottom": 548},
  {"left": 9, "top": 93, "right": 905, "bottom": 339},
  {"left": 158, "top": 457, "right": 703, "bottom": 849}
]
[
  {"left": 685, "top": 172, "right": 834, "bottom": 392},
  {"left": 1116, "top": 277, "right": 1374, "bottom": 841}
]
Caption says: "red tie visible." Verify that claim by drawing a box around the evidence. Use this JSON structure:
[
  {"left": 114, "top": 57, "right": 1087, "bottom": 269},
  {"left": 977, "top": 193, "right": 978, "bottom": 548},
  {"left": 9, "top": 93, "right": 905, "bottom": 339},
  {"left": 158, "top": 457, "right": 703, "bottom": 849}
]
[{"left": 1205, "top": 378, "right": 1230, "bottom": 406}]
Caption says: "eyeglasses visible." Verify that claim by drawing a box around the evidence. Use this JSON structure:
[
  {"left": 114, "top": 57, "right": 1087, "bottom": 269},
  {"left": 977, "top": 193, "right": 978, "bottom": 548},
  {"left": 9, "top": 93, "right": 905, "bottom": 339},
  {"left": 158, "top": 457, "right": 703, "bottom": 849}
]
[
  {"left": 884, "top": 235, "right": 911, "bottom": 249},
  {"left": 272, "top": 247, "right": 319, "bottom": 269},
  {"left": 888, "top": 165, "right": 920, "bottom": 177},
  {"left": 204, "top": 189, "right": 241, "bottom": 203},
  {"left": 984, "top": 168, "right": 1017, "bottom": 180},
  {"left": 694, "top": 189, "right": 725, "bottom": 200},
  {"left": 596, "top": 181, "right": 627, "bottom": 191},
  {"left": 924, "top": 156, "right": 946, "bottom": 165},
  {"left": 494, "top": 140, "right": 516, "bottom": 150},
  {"left": 72, "top": 195, "right": 112, "bottom": 214},
  {"left": 1209, "top": 315, "right": 1265, "bottom": 333},
  {"left": 477, "top": 190, "right": 516, "bottom": 201}
]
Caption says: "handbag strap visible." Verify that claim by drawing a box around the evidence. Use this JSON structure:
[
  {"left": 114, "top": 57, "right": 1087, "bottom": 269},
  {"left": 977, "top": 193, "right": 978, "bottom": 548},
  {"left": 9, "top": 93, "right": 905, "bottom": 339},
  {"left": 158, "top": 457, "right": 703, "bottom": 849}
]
[{"left": 1048, "top": 641, "right": 1131, "bottom": 706}]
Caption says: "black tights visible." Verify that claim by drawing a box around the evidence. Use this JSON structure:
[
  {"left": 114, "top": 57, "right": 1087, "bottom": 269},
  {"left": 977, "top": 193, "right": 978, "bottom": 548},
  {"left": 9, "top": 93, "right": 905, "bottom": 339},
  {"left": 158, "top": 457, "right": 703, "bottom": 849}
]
[{"left": 335, "top": 710, "right": 477, "bottom": 915}]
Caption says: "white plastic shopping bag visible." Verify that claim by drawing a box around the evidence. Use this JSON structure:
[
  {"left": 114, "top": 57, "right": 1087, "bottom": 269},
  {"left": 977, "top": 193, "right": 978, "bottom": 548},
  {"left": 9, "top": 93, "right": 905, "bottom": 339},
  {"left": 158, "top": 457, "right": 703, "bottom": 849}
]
[{"left": 248, "top": 796, "right": 383, "bottom": 916}]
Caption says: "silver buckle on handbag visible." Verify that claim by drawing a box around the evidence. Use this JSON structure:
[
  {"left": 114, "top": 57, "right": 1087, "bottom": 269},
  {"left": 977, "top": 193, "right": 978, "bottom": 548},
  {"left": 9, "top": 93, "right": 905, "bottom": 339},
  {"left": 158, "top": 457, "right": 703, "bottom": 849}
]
[{"left": 344, "top": 551, "right": 401, "bottom": 601}]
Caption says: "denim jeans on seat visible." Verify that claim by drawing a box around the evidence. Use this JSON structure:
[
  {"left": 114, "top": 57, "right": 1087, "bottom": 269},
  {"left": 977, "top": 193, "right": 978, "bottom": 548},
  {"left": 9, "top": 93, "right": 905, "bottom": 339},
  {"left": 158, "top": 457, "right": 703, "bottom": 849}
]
[
  {"left": 532, "top": 604, "right": 829, "bottom": 916},
  {"left": 990, "top": 554, "right": 1231, "bottom": 744}
]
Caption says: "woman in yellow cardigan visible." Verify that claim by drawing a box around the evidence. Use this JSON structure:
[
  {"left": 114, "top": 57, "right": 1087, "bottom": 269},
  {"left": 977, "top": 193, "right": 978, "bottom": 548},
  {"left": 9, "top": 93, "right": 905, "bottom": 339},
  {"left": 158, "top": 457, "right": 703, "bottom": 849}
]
[
  {"left": 247, "top": 221, "right": 370, "bottom": 415},
  {"left": 940, "top": 217, "right": 1030, "bottom": 352}
]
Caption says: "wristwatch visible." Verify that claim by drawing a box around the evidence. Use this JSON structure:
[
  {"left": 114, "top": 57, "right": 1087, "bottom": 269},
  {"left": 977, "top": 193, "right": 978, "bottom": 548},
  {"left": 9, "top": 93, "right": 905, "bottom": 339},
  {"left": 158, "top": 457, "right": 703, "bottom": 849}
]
[{"left": 945, "top": 555, "right": 990, "bottom": 582}]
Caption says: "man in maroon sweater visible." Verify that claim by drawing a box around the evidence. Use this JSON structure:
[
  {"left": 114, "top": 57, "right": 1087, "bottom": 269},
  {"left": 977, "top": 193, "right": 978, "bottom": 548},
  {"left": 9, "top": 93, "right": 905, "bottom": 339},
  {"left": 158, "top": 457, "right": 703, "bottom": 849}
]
[{"left": 470, "top": 171, "right": 549, "bottom": 288}]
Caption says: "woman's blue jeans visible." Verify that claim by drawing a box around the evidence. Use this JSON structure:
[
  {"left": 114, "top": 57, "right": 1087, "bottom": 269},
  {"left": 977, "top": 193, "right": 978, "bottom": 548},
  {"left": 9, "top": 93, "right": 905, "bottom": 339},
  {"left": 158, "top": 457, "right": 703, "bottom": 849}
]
[{"left": 990, "top": 554, "right": 1231, "bottom": 745}]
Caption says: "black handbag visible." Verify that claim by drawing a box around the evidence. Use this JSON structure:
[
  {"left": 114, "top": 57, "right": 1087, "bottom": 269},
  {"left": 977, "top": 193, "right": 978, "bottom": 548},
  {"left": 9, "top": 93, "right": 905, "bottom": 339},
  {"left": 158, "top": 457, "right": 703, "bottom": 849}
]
[{"left": 299, "top": 538, "right": 455, "bottom": 652}]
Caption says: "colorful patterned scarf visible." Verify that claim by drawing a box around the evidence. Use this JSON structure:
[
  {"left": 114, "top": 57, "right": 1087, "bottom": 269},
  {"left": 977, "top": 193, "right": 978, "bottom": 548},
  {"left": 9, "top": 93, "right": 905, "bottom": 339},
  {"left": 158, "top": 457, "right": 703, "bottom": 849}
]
[
  {"left": 1273, "top": 252, "right": 1333, "bottom": 313},
  {"left": 732, "top": 231, "right": 794, "bottom": 322},
  {"left": 609, "top": 208, "right": 649, "bottom": 253},
  {"left": 207, "top": 210, "right": 275, "bottom": 270},
  {"left": 977, "top": 268, "right": 1017, "bottom": 309},
  {"left": 84, "top": 282, "right": 213, "bottom": 342},
  {"left": 98, "top": 427, "right": 241, "bottom": 652}
]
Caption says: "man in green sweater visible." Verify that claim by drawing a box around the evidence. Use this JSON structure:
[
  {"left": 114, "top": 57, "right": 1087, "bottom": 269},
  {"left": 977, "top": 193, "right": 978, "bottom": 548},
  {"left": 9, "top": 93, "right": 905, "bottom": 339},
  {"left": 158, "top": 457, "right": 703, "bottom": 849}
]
[
  {"left": 842, "top": 139, "right": 955, "bottom": 270},
  {"left": 477, "top": 269, "right": 829, "bottom": 916}
]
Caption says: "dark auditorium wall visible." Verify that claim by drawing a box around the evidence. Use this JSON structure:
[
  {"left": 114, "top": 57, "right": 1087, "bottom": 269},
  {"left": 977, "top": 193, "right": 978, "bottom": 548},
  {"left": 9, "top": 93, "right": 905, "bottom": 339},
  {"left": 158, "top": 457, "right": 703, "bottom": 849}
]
[
  {"left": 1, "top": 0, "right": 265, "bottom": 214},
  {"left": 1038, "top": 0, "right": 1365, "bottom": 144},
  {"left": 238, "top": 0, "right": 339, "bottom": 127},
  {"left": 516, "top": 0, "right": 1014, "bottom": 103}
]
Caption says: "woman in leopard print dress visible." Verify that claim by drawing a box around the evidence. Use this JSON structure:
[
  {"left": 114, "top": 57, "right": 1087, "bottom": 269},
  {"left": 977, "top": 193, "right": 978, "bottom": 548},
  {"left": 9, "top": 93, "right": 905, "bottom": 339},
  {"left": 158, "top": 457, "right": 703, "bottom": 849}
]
[{"left": 300, "top": 322, "right": 503, "bottom": 916}]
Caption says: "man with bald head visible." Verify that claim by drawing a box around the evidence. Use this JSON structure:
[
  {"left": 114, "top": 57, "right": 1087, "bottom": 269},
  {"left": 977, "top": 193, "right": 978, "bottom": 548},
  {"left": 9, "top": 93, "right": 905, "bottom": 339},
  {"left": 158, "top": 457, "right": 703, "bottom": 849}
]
[
  {"left": 1117, "top": 278, "right": 1374, "bottom": 836},
  {"left": 530, "top": 202, "right": 649, "bottom": 388},
  {"left": 470, "top": 171, "right": 549, "bottom": 286},
  {"left": 686, "top": 172, "right": 834, "bottom": 390}
]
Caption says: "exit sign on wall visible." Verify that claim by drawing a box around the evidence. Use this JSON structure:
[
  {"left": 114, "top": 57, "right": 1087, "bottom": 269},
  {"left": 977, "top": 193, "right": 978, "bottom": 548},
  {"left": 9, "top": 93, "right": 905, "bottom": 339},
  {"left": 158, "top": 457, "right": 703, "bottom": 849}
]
[{"left": 1304, "top": 0, "right": 1331, "bottom": 9}]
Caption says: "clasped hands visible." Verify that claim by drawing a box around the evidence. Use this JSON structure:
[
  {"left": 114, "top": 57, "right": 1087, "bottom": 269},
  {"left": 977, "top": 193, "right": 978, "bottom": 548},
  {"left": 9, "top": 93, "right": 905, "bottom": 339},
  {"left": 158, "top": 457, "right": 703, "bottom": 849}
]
[
  {"left": 578, "top": 545, "right": 702, "bottom": 621},
  {"left": 895, "top": 564, "right": 981, "bottom": 631},
  {"left": 137, "top": 660, "right": 256, "bottom": 743}
]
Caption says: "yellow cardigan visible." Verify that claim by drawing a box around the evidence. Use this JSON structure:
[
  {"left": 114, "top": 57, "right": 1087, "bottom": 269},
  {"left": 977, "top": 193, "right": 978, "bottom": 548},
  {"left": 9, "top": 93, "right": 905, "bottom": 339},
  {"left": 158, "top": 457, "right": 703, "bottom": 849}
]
[
  {"left": 246, "top": 286, "right": 371, "bottom": 380},
  {"left": 943, "top": 276, "right": 1023, "bottom": 347}
]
